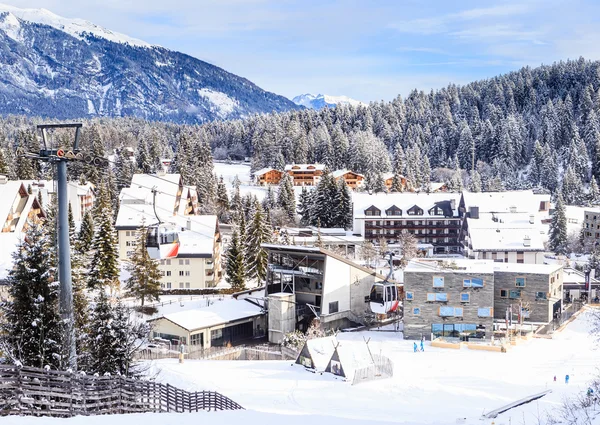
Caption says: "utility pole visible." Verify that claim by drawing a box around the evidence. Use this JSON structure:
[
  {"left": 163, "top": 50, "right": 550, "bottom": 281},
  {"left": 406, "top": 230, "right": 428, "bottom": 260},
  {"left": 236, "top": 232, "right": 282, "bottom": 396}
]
[{"left": 18, "top": 123, "right": 109, "bottom": 370}]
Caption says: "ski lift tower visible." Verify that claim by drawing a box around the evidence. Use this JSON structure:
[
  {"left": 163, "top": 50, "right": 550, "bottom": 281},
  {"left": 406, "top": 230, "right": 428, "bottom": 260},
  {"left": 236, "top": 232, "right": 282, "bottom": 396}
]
[{"left": 32, "top": 123, "right": 83, "bottom": 370}]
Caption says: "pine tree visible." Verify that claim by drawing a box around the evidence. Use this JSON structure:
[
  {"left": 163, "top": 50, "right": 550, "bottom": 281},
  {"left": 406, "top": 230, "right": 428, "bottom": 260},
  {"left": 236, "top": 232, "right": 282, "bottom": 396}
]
[
  {"left": 561, "top": 166, "right": 584, "bottom": 205},
  {"left": 422, "top": 156, "right": 432, "bottom": 192},
  {"left": 77, "top": 210, "right": 94, "bottom": 254},
  {"left": 225, "top": 228, "right": 246, "bottom": 290},
  {"left": 88, "top": 187, "right": 120, "bottom": 291},
  {"left": 310, "top": 172, "right": 339, "bottom": 228},
  {"left": 0, "top": 148, "right": 8, "bottom": 175},
  {"left": 244, "top": 204, "right": 272, "bottom": 284},
  {"left": 470, "top": 170, "right": 482, "bottom": 192},
  {"left": 277, "top": 172, "right": 296, "bottom": 221},
  {"left": 125, "top": 226, "right": 162, "bottom": 307},
  {"left": 114, "top": 147, "right": 135, "bottom": 193},
  {"left": 0, "top": 220, "right": 64, "bottom": 369},
  {"left": 136, "top": 139, "right": 152, "bottom": 174},
  {"left": 216, "top": 175, "right": 230, "bottom": 219},
  {"left": 590, "top": 177, "right": 600, "bottom": 206},
  {"left": 390, "top": 171, "right": 405, "bottom": 193},
  {"left": 334, "top": 179, "right": 352, "bottom": 229},
  {"left": 298, "top": 187, "right": 312, "bottom": 226},
  {"left": 549, "top": 192, "right": 568, "bottom": 254}
]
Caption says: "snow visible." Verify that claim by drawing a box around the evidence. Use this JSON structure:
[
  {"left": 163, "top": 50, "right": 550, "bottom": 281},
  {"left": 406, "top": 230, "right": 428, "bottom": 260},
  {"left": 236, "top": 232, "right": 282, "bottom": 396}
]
[
  {"left": 151, "top": 299, "right": 263, "bottom": 332},
  {"left": 0, "top": 3, "right": 151, "bottom": 47},
  {"left": 304, "top": 336, "right": 337, "bottom": 371},
  {"left": 291, "top": 93, "right": 367, "bottom": 109},
  {"left": 462, "top": 190, "right": 550, "bottom": 214},
  {"left": 198, "top": 89, "right": 238, "bottom": 118},
  {"left": 0, "top": 11, "right": 23, "bottom": 42},
  {"left": 87, "top": 98, "right": 96, "bottom": 114},
  {"left": 352, "top": 192, "right": 462, "bottom": 219}
]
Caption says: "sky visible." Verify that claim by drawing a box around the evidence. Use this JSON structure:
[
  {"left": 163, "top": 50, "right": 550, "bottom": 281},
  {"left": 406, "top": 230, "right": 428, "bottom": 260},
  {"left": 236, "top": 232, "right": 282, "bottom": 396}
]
[{"left": 5, "top": 0, "right": 600, "bottom": 103}]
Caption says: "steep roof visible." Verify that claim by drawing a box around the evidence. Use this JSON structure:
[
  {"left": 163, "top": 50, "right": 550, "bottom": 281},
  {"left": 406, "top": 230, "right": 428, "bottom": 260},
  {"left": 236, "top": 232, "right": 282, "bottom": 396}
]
[
  {"left": 253, "top": 167, "right": 280, "bottom": 176},
  {"left": 331, "top": 169, "right": 364, "bottom": 179},
  {"left": 284, "top": 164, "right": 326, "bottom": 171},
  {"left": 352, "top": 192, "right": 461, "bottom": 218}
]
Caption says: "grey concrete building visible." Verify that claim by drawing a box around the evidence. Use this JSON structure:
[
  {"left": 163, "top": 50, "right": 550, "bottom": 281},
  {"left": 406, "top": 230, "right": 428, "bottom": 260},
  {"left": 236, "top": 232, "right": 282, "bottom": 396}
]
[
  {"left": 404, "top": 260, "right": 496, "bottom": 340},
  {"left": 582, "top": 208, "right": 600, "bottom": 247},
  {"left": 404, "top": 259, "right": 564, "bottom": 340},
  {"left": 492, "top": 263, "right": 563, "bottom": 323}
]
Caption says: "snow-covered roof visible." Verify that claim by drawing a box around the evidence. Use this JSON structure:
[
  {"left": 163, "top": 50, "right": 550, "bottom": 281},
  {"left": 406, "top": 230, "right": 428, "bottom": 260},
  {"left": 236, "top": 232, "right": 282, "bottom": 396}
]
[
  {"left": 492, "top": 262, "right": 562, "bottom": 275},
  {"left": 352, "top": 192, "right": 461, "bottom": 218},
  {"left": 405, "top": 259, "right": 496, "bottom": 274},
  {"left": 284, "top": 164, "right": 326, "bottom": 172},
  {"left": 129, "top": 174, "right": 182, "bottom": 213},
  {"left": 151, "top": 299, "right": 263, "bottom": 332},
  {"left": 462, "top": 190, "right": 550, "bottom": 214},
  {"left": 382, "top": 172, "right": 394, "bottom": 181},
  {"left": 562, "top": 267, "right": 600, "bottom": 285},
  {"left": 469, "top": 227, "right": 545, "bottom": 252},
  {"left": 331, "top": 169, "right": 364, "bottom": 179},
  {"left": 253, "top": 167, "right": 279, "bottom": 176},
  {"left": 330, "top": 340, "right": 375, "bottom": 378},
  {"left": 305, "top": 336, "right": 337, "bottom": 371}
]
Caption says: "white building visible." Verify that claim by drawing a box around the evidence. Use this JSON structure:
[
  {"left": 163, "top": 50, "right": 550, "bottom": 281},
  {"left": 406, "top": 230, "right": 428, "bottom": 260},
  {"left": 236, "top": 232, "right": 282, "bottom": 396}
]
[
  {"left": 115, "top": 173, "right": 221, "bottom": 289},
  {"left": 277, "top": 227, "right": 364, "bottom": 259},
  {"left": 459, "top": 191, "right": 551, "bottom": 264}
]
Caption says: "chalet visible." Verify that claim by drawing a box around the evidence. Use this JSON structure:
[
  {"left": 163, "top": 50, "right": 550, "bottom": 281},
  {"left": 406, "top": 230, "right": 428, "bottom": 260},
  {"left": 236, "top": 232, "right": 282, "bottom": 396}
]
[
  {"left": 148, "top": 299, "right": 266, "bottom": 348},
  {"left": 382, "top": 172, "right": 407, "bottom": 191},
  {"left": 352, "top": 192, "right": 463, "bottom": 254},
  {"left": 115, "top": 173, "right": 222, "bottom": 289},
  {"left": 252, "top": 168, "right": 284, "bottom": 186},
  {"left": 331, "top": 169, "right": 365, "bottom": 189},
  {"left": 263, "top": 244, "right": 392, "bottom": 339},
  {"left": 285, "top": 164, "right": 326, "bottom": 186},
  {"left": 459, "top": 191, "right": 551, "bottom": 264}
]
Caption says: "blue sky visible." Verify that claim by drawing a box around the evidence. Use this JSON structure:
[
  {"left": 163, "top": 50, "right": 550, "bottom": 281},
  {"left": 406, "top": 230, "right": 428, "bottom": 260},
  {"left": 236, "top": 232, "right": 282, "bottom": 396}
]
[{"left": 8, "top": 0, "right": 600, "bottom": 102}]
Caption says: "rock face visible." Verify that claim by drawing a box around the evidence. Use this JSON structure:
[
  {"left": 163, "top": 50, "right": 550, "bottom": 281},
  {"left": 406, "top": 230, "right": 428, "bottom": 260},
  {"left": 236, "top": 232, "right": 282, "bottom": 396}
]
[{"left": 0, "top": 6, "right": 300, "bottom": 123}]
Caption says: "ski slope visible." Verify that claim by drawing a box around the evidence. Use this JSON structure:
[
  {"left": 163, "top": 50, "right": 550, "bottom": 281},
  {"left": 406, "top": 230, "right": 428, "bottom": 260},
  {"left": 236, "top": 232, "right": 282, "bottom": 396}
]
[{"left": 9, "top": 311, "right": 600, "bottom": 425}]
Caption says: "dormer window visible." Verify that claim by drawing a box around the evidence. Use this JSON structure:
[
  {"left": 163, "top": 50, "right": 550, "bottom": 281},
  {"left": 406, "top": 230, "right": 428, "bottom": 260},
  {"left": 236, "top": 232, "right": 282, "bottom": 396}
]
[
  {"left": 364, "top": 205, "right": 381, "bottom": 216},
  {"left": 385, "top": 205, "right": 402, "bottom": 216},
  {"left": 428, "top": 206, "right": 444, "bottom": 216},
  {"left": 407, "top": 205, "right": 424, "bottom": 216}
]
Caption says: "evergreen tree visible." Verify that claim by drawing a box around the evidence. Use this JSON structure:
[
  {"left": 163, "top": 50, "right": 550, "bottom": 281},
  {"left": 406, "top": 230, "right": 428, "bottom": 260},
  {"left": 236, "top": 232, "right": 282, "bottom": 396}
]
[
  {"left": 88, "top": 187, "right": 119, "bottom": 290},
  {"left": 334, "top": 179, "right": 352, "bottom": 229},
  {"left": 422, "top": 156, "right": 432, "bottom": 192},
  {"left": 216, "top": 175, "right": 230, "bottom": 219},
  {"left": 77, "top": 210, "right": 94, "bottom": 254},
  {"left": 125, "top": 226, "right": 162, "bottom": 307},
  {"left": 470, "top": 170, "right": 482, "bottom": 192},
  {"left": 561, "top": 166, "right": 584, "bottom": 205},
  {"left": 225, "top": 228, "right": 246, "bottom": 290},
  {"left": 590, "top": 177, "right": 600, "bottom": 206},
  {"left": 0, "top": 220, "right": 64, "bottom": 369},
  {"left": 0, "top": 148, "right": 8, "bottom": 175},
  {"left": 549, "top": 193, "right": 568, "bottom": 254},
  {"left": 365, "top": 172, "right": 387, "bottom": 193},
  {"left": 114, "top": 147, "right": 135, "bottom": 193},
  {"left": 277, "top": 172, "right": 296, "bottom": 221},
  {"left": 310, "top": 172, "right": 339, "bottom": 228},
  {"left": 390, "top": 171, "right": 405, "bottom": 193},
  {"left": 298, "top": 187, "right": 312, "bottom": 226},
  {"left": 136, "top": 139, "right": 152, "bottom": 174},
  {"left": 244, "top": 204, "right": 272, "bottom": 283}
]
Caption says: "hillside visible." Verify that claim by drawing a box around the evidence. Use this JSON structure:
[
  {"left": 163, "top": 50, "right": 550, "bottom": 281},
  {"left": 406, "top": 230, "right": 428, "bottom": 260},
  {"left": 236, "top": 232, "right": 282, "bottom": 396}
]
[
  {"left": 0, "top": 5, "right": 300, "bottom": 124},
  {"left": 292, "top": 93, "right": 367, "bottom": 109}
]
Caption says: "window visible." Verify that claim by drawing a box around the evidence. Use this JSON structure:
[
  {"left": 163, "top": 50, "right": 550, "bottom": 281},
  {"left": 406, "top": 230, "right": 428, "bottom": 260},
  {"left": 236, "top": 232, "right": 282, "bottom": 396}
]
[
  {"left": 126, "top": 231, "right": 130, "bottom": 237},
  {"left": 535, "top": 291, "right": 547, "bottom": 300},
  {"left": 186, "top": 282, "right": 191, "bottom": 289},
  {"left": 439, "top": 306, "right": 456, "bottom": 317},
  {"left": 160, "top": 283, "right": 165, "bottom": 289},
  {"left": 433, "top": 276, "right": 445, "bottom": 288},
  {"left": 161, "top": 271, "right": 165, "bottom": 276},
  {"left": 126, "top": 251, "right": 134, "bottom": 257},
  {"left": 329, "top": 301, "right": 339, "bottom": 314},
  {"left": 166, "top": 260, "right": 171, "bottom": 265},
  {"left": 509, "top": 290, "right": 521, "bottom": 299},
  {"left": 478, "top": 307, "right": 493, "bottom": 317},
  {"left": 405, "top": 292, "right": 414, "bottom": 301},
  {"left": 185, "top": 259, "right": 190, "bottom": 265},
  {"left": 190, "top": 333, "right": 202, "bottom": 346},
  {"left": 455, "top": 307, "right": 463, "bottom": 317},
  {"left": 427, "top": 293, "right": 448, "bottom": 302},
  {"left": 460, "top": 293, "right": 470, "bottom": 303},
  {"left": 515, "top": 277, "right": 526, "bottom": 287},
  {"left": 185, "top": 271, "right": 190, "bottom": 276},
  {"left": 166, "top": 282, "right": 172, "bottom": 289},
  {"left": 413, "top": 307, "right": 421, "bottom": 315},
  {"left": 179, "top": 282, "right": 184, "bottom": 289},
  {"left": 500, "top": 289, "right": 508, "bottom": 298},
  {"left": 179, "top": 271, "right": 184, "bottom": 276},
  {"left": 463, "top": 278, "right": 483, "bottom": 288},
  {"left": 179, "top": 259, "right": 184, "bottom": 265},
  {"left": 166, "top": 271, "right": 171, "bottom": 277}
]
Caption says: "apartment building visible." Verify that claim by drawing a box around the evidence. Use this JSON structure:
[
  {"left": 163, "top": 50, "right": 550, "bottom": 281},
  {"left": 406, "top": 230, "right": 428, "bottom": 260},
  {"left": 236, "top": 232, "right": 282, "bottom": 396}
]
[
  {"left": 582, "top": 208, "right": 600, "bottom": 247},
  {"left": 352, "top": 192, "right": 463, "bottom": 254},
  {"left": 284, "top": 164, "right": 325, "bottom": 186}
]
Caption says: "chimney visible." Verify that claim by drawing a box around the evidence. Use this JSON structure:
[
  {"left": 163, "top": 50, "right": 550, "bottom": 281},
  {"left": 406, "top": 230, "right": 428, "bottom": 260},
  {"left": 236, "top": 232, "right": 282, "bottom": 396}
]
[
  {"left": 523, "top": 235, "right": 531, "bottom": 247},
  {"left": 450, "top": 199, "right": 456, "bottom": 210},
  {"left": 529, "top": 215, "right": 535, "bottom": 224},
  {"left": 186, "top": 218, "right": 192, "bottom": 231},
  {"left": 0, "top": 175, "right": 7, "bottom": 184},
  {"left": 469, "top": 206, "right": 479, "bottom": 219}
]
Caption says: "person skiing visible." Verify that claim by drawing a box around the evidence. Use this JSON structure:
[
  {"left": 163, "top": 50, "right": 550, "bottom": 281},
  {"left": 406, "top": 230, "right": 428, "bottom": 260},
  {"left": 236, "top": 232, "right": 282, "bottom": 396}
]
[
  {"left": 565, "top": 374, "right": 570, "bottom": 384},
  {"left": 413, "top": 342, "right": 418, "bottom": 353},
  {"left": 420, "top": 339, "right": 425, "bottom": 352}
]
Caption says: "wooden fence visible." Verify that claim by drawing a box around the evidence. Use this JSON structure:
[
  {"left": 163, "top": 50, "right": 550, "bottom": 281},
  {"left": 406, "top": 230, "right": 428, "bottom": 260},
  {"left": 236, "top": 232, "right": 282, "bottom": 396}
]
[{"left": 0, "top": 364, "right": 243, "bottom": 417}]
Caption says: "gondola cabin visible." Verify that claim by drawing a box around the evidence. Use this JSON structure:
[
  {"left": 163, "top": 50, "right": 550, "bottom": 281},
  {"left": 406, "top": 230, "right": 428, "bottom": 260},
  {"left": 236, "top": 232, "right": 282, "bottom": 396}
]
[
  {"left": 369, "top": 282, "right": 399, "bottom": 315},
  {"left": 147, "top": 224, "right": 180, "bottom": 260}
]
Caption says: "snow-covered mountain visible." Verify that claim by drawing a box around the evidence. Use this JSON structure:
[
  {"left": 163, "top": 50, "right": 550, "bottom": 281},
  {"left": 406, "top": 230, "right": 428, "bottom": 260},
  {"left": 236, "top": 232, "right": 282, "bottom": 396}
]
[
  {"left": 291, "top": 93, "right": 366, "bottom": 109},
  {"left": 0, "top": 5, "right": 300, "bottom": 123}
]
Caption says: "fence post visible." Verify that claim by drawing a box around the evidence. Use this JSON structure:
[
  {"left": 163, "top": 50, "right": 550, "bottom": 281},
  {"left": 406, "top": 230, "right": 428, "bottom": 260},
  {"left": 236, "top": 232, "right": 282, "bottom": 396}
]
[{"left": 166, "top": 383, "right": 170, "bottom": 412}]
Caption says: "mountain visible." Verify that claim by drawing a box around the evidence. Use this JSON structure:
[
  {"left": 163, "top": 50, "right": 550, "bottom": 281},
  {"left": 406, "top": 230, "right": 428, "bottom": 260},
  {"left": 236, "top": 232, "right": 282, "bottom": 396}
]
[
  {"left": 0, "top": 4, "right": 301, "bottom": 123},
  {"left": 291, "top": 93, "right": 367, "bottom": 109}
]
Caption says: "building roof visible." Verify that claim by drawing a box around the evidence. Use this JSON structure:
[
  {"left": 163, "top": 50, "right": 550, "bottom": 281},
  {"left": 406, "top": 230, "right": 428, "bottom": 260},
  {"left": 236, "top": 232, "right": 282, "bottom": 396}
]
[
  {"left": 253, "top": 167, "right": 280, "bottom": 176},
  {"left": 352, "top": 192, "right": 461, "bottom": 219},
  {"left": 405, "top": 259, "right": 561, "bottom": 275},
  {"left": 150, "top": 299, "right": 264, "bottom": 332},
  {"left": 562, "top": 267, "right": 600, "bottom": 285},
  {"left": 468, "top": 227, "right": 545, "bottom": 252},
  {"left": 284, "top": 164, "right": 326, "bottom": 172},
  {"left": 462, "top": 190, "right": 550, "bottom": 214},
  {"left": 331, "top": 169, "right": 364, "bottom": 179},
  {"left": 304, "top": 336, "right": 337, "bottom": 371}
]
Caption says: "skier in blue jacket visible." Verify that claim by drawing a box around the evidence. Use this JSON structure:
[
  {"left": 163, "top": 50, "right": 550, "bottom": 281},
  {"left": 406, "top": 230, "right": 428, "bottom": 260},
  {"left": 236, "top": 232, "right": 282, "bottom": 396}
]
[{"left": 413, "top": 342, "right": 418, "bottom": 352}]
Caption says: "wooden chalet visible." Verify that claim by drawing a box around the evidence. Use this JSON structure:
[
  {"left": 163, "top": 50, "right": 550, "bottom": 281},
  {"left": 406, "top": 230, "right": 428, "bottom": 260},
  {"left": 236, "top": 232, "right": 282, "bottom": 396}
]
[
  {"left": 253, "top": 168, "right": 283, "bottom": 186},
  {"left": 331, "top": 169, "right": 365, "bottom": 189},
  {"left": 285, "top": 164, "right": 325, "bottom": 186}
]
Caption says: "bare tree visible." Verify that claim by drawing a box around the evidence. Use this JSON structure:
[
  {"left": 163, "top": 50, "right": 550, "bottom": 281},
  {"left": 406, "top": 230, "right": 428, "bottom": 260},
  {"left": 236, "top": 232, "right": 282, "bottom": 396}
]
[
  {"left": 398, "top": 230, "right": 418, "bottom": 267},
  {"left": 360, "top": 241, "right": 378, "bottom": 267}
]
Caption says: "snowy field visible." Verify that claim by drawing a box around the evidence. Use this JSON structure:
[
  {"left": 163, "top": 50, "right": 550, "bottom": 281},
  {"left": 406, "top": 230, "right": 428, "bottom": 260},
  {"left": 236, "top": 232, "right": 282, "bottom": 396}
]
[{"left": 7, "top": 309, "right": 600, "bottom": 425}]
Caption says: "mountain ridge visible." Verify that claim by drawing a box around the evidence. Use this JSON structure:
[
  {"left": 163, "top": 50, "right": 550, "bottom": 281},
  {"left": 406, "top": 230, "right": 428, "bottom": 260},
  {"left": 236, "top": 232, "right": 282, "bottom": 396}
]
[{"left": 292, "top": 93, "right": 367, "bottom": 109}]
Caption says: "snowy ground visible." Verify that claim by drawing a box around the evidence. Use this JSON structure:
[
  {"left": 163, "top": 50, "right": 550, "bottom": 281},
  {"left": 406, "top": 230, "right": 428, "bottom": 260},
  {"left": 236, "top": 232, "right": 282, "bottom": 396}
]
[{"left": 7, "top": 310, "right": 600, "bottom": 424}]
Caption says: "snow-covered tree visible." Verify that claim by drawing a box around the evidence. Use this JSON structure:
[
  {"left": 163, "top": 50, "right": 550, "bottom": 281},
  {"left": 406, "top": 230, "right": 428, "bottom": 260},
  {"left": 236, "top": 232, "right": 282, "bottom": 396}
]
[
  {"left": 125, "top": 226, "right": 162, "bottom": 307},
  {"left": 0, "top": 220, "right": 64, "bottom": 369},
  {"left": 589, "top": 177, "right": 600, "bottom": 206},
  {"left": 277, "top": 172, "right": 296, "bottom": 221},
  {"left": 244, "top": 204, "right": 272, "bottom": 284},
  {"left": 225, "top": 228, "right": 246, "bottom": 290},
  {"left": 398, "top": 230, "right": 418, "bottom": 266},
  {"left": 549, "top": 192, "right": 568, "bottom": 254}
]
